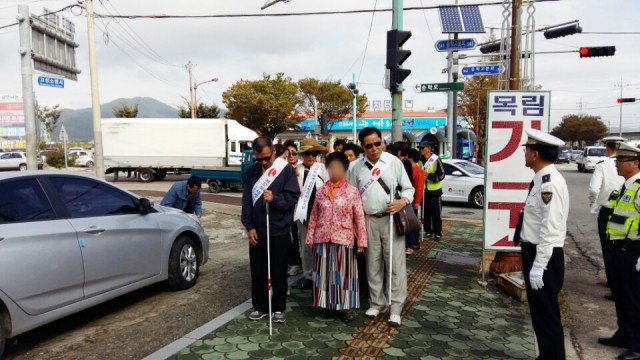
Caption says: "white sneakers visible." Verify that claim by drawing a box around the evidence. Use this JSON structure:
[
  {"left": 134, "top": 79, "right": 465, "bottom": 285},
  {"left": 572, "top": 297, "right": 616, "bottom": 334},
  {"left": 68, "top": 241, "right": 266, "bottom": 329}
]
[
  {"left": 287, "top": 265, "right": 302, "bottom": 276},
  {"left": 388, "top": 314, "right": 402, "bottom": 327},
  {"left": 364, "top": 306, "right": 388, "bottom": 318}
]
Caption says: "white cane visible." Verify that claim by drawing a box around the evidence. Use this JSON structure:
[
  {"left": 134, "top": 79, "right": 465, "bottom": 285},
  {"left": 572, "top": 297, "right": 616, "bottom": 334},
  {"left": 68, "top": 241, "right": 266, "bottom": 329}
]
[
  {"left": 266, "top": 203, "right": 273, "bottom": 336},
  {"left": 388, "top": 185, "right": 395, "bottom": 337}
]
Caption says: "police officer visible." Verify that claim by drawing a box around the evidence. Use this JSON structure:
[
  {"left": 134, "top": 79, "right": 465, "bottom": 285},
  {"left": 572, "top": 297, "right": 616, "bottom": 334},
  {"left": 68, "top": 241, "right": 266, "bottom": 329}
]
[
  {"left": 598, "top": 142, "right": 640, "bottom": 360},
  {"left": 517, "top": 129, "right": 569, "bottom": 360},
  {"left": 588, "top": 136, "right": 625, "bottom": 300},
  {"left": 419, "top": 142, "right": 445, "bottom": 241}
]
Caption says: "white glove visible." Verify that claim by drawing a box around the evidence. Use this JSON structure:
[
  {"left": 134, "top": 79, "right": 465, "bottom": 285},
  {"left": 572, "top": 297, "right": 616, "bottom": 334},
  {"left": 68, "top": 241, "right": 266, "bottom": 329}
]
[
  {"left": 636, "top": 257, "right": 640, "bottom": 272},
  {"left": 529, "top": 265, "right": 545, "bottom": 290}
]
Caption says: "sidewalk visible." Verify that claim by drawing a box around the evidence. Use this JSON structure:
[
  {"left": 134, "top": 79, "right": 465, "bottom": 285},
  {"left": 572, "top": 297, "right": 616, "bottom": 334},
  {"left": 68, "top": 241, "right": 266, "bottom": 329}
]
[{"left": 167, "top": 221, "right": 536, "bottom": 359}]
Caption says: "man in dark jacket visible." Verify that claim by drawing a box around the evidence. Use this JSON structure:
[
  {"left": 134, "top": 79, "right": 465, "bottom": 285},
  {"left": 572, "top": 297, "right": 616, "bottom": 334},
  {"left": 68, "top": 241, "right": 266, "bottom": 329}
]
[{"left": 242, "top": 137, "right": 300, "bottom": 323}]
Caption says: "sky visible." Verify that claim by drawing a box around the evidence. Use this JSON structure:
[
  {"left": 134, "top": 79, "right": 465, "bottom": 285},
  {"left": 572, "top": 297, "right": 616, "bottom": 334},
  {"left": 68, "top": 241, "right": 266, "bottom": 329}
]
[{"left": 0, "top": 0, "right": 638, "bottom": 131}]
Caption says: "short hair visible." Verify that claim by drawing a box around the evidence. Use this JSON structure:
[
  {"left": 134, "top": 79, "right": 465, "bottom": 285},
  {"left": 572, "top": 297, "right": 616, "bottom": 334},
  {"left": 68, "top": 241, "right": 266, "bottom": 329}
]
[
  {"left": 187, "top": 175, "right": 202, "bottom": 188},
  {"left": 358, "top": 127, "right": 382, "bottom": 144},
  {"left": 606, "top": 142, "right": 617, "bottom": 151},
  {"left": 283, "top": 140, "right": 297, "bottom": 150},
  {"left": 527, "top": 144, "right": 558, "bottom": 163},
  {"left": 252, "top": 136, "right": 273, "bottom": 153},
  {"left": 343, "top": 143, "right": 361, "bottom": 157},
  {"left": 334, "top": 139, "right": 347, "bottom": 149},
  {"left": 394, "top": 141, "right": 410, "bottom": 156},
  {"left": 407, "top": 148, "right": 420, "bottom": 163},
  {"left": 325, "top": 151, "right": 350, "bottom": 172},
  {"left": 274, "top": 144, "right": 287, "bottom": 157},
  {"left": 386, "top": 143, "right": 399, "bottom": 156}
]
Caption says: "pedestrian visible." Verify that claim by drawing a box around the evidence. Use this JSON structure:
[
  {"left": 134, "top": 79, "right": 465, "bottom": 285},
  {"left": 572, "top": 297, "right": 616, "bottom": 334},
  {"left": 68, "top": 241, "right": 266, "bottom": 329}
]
[
  {"left": 160, "top": 176, "right": 203, "bottom": 217},
  {"left": 515, "top": 129, "right": 568, "bottom": 360},
  {"left": 394, "top": 141, "right": 414, "bottom": 185},
  {"left": 347, "top": 127, "right": 414, "bottom": 327},
  {"left": 406, "top": 149, "right": 425, "bottom": 254},
  {"left": 294, "top": 138, "right": 328, "bottom": 290},
  {"left": 274, "top": 143, "right": 289, "bottom": 159},
  {"left": 283, "top": 140, "right": 303, "bottom": 276},
  {"left": 241, "top": 137, "right": 300, "bottom": 323},
  {"left": 333, "top": 139, "right": 347, "bottom": 153},
  {"left": 305, "top": 151, "right": 368, "bottom": 323},
  {"left": 588, "top": 136, "right": 625, "bottom": 300},
  {"left": 419, "top": 142, "right": 445, "bottom": 241},
  {"left": 343, "top": 143, "right": 362, "bottom": 162},
  {"left": 598, "top": 142, "right": 640, "bottom": 360}
]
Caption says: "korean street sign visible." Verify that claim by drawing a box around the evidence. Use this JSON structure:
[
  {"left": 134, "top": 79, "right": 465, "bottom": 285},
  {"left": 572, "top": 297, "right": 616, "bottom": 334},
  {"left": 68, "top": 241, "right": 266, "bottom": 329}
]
[
  {"left": 58, "top": 124, "right": 69, "bottom": 142},
  {"left": 461, "top": 64, "right": 505, "bottom": 76},
  {"left": 417, "top": 82, "right": 464, "bottom": 93},
  {"left": 37, "top": 76, "right": 65, "bottom": 89},
  {"left": 483, "top": 91, "right": 551, "bottom": 252},
  {"left": 435, "top": 38, "right": 477, "bottom": 52}
]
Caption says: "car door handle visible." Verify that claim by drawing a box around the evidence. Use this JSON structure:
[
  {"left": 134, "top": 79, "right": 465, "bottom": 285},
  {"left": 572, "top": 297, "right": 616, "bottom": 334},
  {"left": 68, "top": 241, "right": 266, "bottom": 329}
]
[{"left": 83, "top": 227, "right": 106, "bottom": 234}]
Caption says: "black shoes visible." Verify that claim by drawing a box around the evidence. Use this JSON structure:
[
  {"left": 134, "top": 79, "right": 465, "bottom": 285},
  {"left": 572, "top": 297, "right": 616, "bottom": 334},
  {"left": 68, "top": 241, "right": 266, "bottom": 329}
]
[
  {"left": 598, "top": 336, "right": 628, "bottom": 349},
  {"left": 605, "top": 292, "right": 615, "bottom": 301},
  {"left": 618, "top": 350, "right": 640, "bottom": 360},
  {"left": 300, "top": 279, "right": 313, "bottom": 290}
]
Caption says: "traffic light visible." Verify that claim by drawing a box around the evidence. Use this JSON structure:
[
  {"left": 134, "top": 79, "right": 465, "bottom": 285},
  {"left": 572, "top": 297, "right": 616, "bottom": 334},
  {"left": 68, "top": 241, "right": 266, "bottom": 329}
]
[
  {"left": 618, "top": 98, "right": 636, "bottom": 103},
  {"left": 479, "top": 41, "right": 502, "bottom": 54},
  {"left": 319, "top": 113, "right": 328, "bottom": 136},
  {"left": 544, "top": 24, "right": 582, "bottom": 39},
  {"left": 579, "top": 46, "right": 616, "bottom": 58},
  {"left": 386, "top": 29, "right": 412, "bottom": 93}
]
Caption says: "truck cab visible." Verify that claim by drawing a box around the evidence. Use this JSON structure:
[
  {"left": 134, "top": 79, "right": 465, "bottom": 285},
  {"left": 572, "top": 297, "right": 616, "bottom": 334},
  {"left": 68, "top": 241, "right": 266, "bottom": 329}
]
[{"left": 227, "top": 140, "right": 252, "bottom": 166}]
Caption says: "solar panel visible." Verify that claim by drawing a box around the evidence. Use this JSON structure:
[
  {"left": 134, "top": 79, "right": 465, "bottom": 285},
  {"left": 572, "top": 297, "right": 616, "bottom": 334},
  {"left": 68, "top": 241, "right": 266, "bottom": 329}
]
[
  {"left": 439, "top": 6, "right": 463, "bottom": 33},
  {"left": 460, "top": 6, "right": 485, "bottom": 33}
]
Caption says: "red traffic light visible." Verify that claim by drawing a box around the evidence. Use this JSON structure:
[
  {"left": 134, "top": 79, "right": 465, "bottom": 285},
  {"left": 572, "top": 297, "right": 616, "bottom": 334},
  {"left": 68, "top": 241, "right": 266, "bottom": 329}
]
[
  {"left": 618, "top": 98, "right": 636, "bottom": 103},
  {"left": 579, "top": 46, "right": 616, "bottom": 58},
  {"left": 579, "top": 47, "right": 590, "bottom": 57}
]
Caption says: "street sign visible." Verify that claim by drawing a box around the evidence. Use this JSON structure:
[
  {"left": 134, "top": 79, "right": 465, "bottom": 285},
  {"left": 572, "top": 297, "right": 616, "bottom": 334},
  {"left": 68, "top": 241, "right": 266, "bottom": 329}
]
[
  {"left": 435, "top": 38, "right": 477, "bottom": 52},
  {"left": 461, "top": 64, "right": 505, "bottom": 76},
  {"left": 417, "top": 82, "right": 464, "bottom": 93},
  {"left": 58, "top": 124, "right": 69, "bottom": 142},
  {"left": 38, "top": 76, "right": 64, "bottom": 88}
]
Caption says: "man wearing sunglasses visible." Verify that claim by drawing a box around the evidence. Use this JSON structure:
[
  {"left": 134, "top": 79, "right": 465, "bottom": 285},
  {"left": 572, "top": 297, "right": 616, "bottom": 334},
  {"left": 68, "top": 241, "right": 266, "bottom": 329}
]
[
  {"left": 241, "top": 137, "right": 300, "bottom": 323},
  {"left": 347, "top": 127, "right": 414, "bottom": 327}
]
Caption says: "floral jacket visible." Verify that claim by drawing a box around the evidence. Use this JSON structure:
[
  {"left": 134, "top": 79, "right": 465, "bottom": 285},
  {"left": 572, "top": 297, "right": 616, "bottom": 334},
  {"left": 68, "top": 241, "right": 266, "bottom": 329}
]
[{"left": 305, "top": 179, "right": 368, "bottom": 248}]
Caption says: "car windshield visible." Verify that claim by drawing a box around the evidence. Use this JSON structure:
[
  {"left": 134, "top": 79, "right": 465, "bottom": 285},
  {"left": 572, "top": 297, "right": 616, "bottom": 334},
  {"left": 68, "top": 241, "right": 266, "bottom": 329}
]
[
  {"left": 455, "top": 161, "right": 484, "bottom": 175},
  {"left": 572, "top": 150, "right": 582, "bottom": 155},
  {"left": 588, "top": 148, "right": 607, "bottom": 157},
  {"left": 559, "top": 146, "right": 571, "bottom": 153}
]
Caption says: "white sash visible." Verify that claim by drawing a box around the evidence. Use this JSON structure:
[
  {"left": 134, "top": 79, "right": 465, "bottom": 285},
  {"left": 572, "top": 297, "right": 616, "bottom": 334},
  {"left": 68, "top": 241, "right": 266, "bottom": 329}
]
[
  {"left": 251, "top": 157, "right": 288, "bottom": 205},
  {"left": 358, "top": 152, "right": 392, "bottom": 196},
  {"left": 293, "top": 162, "right": 322, "bottom": 223},
  {"left": 423, "top": 154, "right": 439, "bottom": 172}
]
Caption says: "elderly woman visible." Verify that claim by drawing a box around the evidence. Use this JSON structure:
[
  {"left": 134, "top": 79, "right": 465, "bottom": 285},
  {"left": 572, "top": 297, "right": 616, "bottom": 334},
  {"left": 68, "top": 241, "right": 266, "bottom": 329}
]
[{"left": 306, "top": 151, "right": 367, "bottom": 323}]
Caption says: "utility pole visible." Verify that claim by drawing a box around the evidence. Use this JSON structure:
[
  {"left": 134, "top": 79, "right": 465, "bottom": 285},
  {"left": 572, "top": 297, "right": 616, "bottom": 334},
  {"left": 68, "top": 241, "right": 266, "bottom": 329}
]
[
  {"left": 391, "top": 0, "right": 404, "bottom": 143},
  {"left": 616, "top": 79, "right": 630, "bottom": 137},
  {"left": 312, "top": 97, "right": 319, "bottom": 138},
  {"left": 17, "top": 5, "right": 38, "bottom": 170},
  {"left": 509, "top": 0, "right": 523, "bottom": 90},
  {"left": 351, "top": 73, "right": 358, "bottom": 143},
  {"left": 445, "top": 0, "right": 459, "bottom": 159},
  {"left": 86, "top": 0, "right": 104, "bottom": 179},
  {"left": 186, "top": 61, "right": 195, "bottom": 119}
]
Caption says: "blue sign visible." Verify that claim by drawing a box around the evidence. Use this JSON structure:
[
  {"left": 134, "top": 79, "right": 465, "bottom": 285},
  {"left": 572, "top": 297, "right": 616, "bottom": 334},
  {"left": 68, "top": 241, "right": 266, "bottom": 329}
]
[
  {"left": 37, "top": 76, "right": 64, "bottom": 89},
  {"left": 435, "top": 38, "right": 477, "bottom": 52},
  {"left": 461, "top": 65, "right": 505, "bottom": 76},
  {"left": 297, "top": 117, "right": 447, "bottom": 132}
]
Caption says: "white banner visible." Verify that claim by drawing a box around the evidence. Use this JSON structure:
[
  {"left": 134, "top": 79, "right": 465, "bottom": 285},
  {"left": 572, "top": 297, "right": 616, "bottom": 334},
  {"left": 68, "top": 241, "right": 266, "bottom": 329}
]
[
  {"left": 483, "top": 91, "right": 551, "bottom": 252},
  {"left": 251, "top": 157, "right": 288, "bottom": 206}
]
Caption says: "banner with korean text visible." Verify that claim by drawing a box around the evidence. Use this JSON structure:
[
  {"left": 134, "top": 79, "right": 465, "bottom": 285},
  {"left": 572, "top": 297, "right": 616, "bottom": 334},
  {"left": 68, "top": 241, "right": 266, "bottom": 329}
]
[{"left": 483, "top": 91, "right": 551, "bottom": 252}]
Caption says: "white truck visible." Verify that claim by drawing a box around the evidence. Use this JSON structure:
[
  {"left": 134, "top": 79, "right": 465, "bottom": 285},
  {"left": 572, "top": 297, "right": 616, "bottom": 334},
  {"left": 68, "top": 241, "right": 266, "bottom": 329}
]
[{"left": 102, "top": 118, "right": 257, "bottom": 182}]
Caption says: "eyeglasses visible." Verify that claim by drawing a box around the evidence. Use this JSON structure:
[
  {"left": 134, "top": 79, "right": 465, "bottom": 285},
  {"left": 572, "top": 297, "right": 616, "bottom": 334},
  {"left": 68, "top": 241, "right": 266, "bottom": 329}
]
[
  {"left": 302, "top": 151, "right": 320, "bottom": 157},
  {"left": 615, "top": 158, "right": 638, "bottom": 164},
  {"left": 254, "top": 153, "right": 273, "bottom": 163},
  {"left": 364, "top": 141, "right": 383, "bottom": 150},
  {"left": 288, "top": 151, "right": 298, "bottom": 157}
]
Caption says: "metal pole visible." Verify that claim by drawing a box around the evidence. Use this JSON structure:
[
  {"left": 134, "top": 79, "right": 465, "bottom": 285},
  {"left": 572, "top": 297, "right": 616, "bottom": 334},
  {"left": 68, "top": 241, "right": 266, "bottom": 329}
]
[
  {"left": 63, "top": 135, "right": 68, "bottom": 168},
  {"left": 388, "top": 185, "right": 395, "bottom": 337},
  {"left": 446, "top": 46, "right": 454, "bottom": 157},
  {"left": 17, "top": 5, "right": 38, "bottom": 170},
  {"left": 193, "top": 83, "right": 198, "bottom": 118},
  {"left": 619, "top": 78, "right": 623, "bottom": 137},
  {"left": 266, "top": 203, "right": 273, "bottom": 336},
  {"left": 186, "top": 61, "right": 195, "bottom": 119},
  {"left": 391, "top": 0, "right": 404, "bottom": 143},
  {"left": 86, "top": 0, "right": 105, "bottom": 179},
  {"left": 352, "top": 73, "right": 357, "bottom": 143},
  {"left": 312, "top": 97, "right": 319, "bottom": 140},
  {"left": 509, "top": 0, "right": 523, "bottom": 90}
]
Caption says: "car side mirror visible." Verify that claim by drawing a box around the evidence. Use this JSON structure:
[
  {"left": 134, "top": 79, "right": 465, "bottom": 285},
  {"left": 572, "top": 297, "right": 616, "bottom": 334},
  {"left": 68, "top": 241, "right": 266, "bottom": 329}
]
[
  {"left": 139, "top": 198, "right": 153, "bottom": 214},
  {"left": 452, "top": 170, "right": 463, "bottom": 176}
]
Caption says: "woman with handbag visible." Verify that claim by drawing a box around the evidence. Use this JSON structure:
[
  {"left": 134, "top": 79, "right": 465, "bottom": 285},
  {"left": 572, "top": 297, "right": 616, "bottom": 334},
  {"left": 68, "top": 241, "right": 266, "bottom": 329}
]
[{"left": 305, "top": 152, "right": 368, "bottom": 323}]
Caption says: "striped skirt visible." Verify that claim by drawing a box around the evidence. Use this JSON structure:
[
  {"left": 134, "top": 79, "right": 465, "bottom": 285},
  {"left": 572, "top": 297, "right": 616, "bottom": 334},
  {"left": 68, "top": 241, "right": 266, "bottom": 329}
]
[{"left": 312, "top": 242, "right": 360, "bottom": 310}]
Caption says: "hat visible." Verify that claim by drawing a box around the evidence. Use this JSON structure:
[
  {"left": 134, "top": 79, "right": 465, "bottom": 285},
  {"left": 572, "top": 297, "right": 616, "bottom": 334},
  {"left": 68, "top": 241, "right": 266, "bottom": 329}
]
[
  {"left": 616, "top": 142, "right": 640, "bottom": 158},
  {"left": 602, "top": 136, "right": 627, "bottom": 145},
  {"left": 521, "top": 128, "right": 565, "bottom": 147},
  {"left": 418, "top": 141, "right": 433, "bottom": 149},
  {"left": 298, "top": 138, "right": 327, "bottom": 154}
]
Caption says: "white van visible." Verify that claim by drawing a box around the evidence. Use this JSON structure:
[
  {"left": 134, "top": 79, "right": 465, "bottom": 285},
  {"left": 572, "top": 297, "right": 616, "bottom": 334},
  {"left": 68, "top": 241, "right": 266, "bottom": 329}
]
[{"left": 576, "top": 146, "right": 607, "bottom": 172}]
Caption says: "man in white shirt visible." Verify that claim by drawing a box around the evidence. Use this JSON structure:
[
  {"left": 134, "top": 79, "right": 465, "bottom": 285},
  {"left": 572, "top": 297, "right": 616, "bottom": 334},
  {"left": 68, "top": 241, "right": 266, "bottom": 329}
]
[
  {"left": 516, "top": 129, "right": 569, "bottom": 360},
  {"left": 588, "top": 136, "right": 626, "bottom": 300},
  {"left": 347, "top": 127, "right": 414, "bottom": 327}
]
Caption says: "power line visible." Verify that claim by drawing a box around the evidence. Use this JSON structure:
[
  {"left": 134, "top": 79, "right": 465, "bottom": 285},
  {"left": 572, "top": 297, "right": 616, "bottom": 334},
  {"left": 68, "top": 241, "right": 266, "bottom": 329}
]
[
  {"left": 356, "top": 0, "right": 377, "bottom": 84},
  {"left": 582, "top": 31, "right": 640, "bottom": 35}
]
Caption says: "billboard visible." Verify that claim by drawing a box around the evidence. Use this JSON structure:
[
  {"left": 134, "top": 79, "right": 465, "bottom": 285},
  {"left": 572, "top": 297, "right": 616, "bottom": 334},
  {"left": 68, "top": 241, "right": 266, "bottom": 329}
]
[
  {"left": 483, "top": 91, "right": 551, "bottom": 252},
  {"left": 0, "top": 95, "right": 25, "bottom": 126}
]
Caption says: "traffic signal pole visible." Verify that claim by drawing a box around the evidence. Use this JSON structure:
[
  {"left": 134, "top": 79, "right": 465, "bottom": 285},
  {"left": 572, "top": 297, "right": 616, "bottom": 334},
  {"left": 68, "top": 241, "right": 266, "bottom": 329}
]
[
  {"left": 17, "top": 5, "right": 38, "bottom": 170},
  {"left": 391, "top": 0, "right": 403, "bottom": 143},
  {"left": 509, "top": 0, "right": 523, "bottom": 90}
]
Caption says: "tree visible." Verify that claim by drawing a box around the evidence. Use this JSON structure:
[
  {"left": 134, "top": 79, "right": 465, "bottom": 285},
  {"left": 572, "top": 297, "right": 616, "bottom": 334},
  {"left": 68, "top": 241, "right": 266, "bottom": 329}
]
[
  {"left": 458, "top": 75, "right": 499, "bottom": 162},
  {"left": 223, "top": 73, "right": 303, "bottom": 139},
  {"left": 551, "top": 114, "right": 607, "bottom": 146},
  {"left": 113, "top": 103, "right": 139, "bottom": 118},
  {"left": 36, "top": 104, "right": 61, "bottom": 141},
  {"left": 297, "top": 78, "right": 368, "bottom": 125},
  {"left": 178, "top": 99, "right": 221, "bottom": 118}
]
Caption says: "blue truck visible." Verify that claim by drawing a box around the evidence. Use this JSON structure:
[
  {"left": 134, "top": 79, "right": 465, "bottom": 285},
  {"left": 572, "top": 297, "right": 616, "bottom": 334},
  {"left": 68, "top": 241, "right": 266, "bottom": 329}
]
[{"left": 191, "top": 150, "right": 254, "bottom": 193}]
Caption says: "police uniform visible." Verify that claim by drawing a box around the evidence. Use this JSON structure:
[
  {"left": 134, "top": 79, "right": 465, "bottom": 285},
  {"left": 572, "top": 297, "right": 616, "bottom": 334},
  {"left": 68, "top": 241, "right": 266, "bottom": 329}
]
[
  {"left": 518, "top": 129, "right": 569, "bottom": 360},
  {"left": 588, "top": 136, "right": 625, "bottom": 289},
  {"left": 601, "top": 142, "right": 640, "bottom": 360}
]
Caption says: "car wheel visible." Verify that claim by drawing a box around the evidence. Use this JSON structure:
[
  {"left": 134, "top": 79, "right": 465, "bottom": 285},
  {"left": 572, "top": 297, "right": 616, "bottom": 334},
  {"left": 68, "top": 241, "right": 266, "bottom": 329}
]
[
  {"left": 156, "top": 170, "right": 167, "bottom": 180},
  {"left": 85, "top": 161, "right": 95, "bottom": 168},
  {"left": 18, "top": 164, "right": 27, "bottom": 171},
  {"left": 168, "top": 236, "right": 200, "bottom": 290},
  {"left": 469, "top": 187, "right": 484, "bottom": 209},
  {"left": 138, "top": 168, "right": 155, "bottom": 182},
  {"left": 208, "top": 181, "right": 221, "bottom": 193}
]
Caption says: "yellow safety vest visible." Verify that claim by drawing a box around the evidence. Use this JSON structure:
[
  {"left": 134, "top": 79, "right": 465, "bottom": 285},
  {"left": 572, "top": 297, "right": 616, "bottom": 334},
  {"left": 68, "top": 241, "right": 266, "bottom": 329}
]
[
  {"left": 607, "top": 179, "right": 640, "bottom": 241},
  {"left": 425, "top": 158, "right": 442, "bottom": 192}
]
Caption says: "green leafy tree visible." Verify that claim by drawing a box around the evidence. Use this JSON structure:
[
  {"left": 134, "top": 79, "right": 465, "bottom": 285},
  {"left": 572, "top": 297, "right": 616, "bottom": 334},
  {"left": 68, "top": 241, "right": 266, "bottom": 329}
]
[
  {"left": 223, "top": 73, "right": 303, "bottom": 139},
  {"left": 178, "top": 99, "right": 221, "bottom": 118},
  {"left": 36, "top": 104, "right": 61, "bottom": 140},
  {"left": 297, "top": 78, "right": 368, "bottom": 125},
  {"left": 113, "top": 103, "right": 139, "bottom": 118},
  {"left": 551, "top": 114, "right": 607, "bottom": 146}
]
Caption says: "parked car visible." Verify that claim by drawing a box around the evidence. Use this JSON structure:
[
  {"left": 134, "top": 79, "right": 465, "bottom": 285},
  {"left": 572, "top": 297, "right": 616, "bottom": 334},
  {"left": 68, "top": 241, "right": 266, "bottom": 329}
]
[
  {"left": 69, "top": 150, "right": 95, "bottom": 167},
  {"left": 0, "top": 171, "right": 209, "bottom": 355},
  {"left": 67, "top": 147, "right": 84, "bottom": 153},
  {"left": 0, "top": 152, "right": 43, "bottom": 171},
  {"left": 441, "top": 159, "right": 485, "bottom": 208},
  {"left": 576, "top": 146, "right": 607, "bottom": 172},
  {"left": 556, "top": 146, "right": 571, "bottom": 164},
  {"left": 570, "top": 149, "right": 582, "bottom": 162}
]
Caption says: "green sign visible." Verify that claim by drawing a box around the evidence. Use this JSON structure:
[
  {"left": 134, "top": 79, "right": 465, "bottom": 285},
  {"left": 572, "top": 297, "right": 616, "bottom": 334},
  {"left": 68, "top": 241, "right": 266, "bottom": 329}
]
[{"left": 417, "top": 82, "right": 464, "bottom": 92}]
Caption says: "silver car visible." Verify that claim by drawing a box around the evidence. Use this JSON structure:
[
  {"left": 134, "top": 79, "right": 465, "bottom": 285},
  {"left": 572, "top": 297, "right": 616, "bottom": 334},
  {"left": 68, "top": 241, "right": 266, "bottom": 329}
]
[
  {"left": 0, "top": 152, "right": 43, "bottom": 171},
  {"left": 0, "top": 171, "right": 209, "bottom": 355}
]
